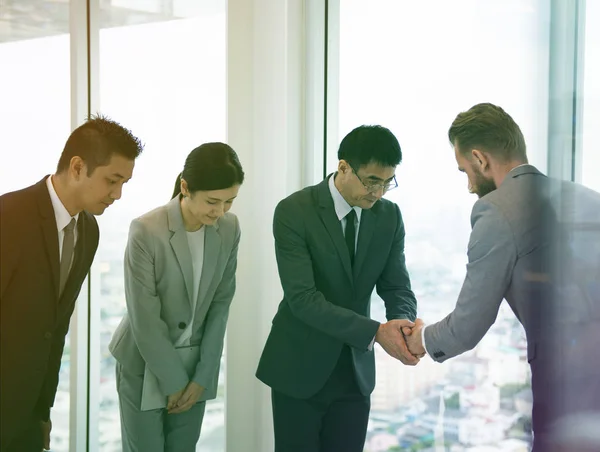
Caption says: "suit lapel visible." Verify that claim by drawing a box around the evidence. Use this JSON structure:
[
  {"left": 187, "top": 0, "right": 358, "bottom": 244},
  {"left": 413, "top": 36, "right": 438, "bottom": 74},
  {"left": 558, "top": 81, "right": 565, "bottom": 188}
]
[
  {"left": 353, "top": 207, "right": 377, "bottom": 279},
  {"left": 170, "top": 229, "right": 194, "bottom": 307},
  {"left": 316, "top": 178, "right": 353, "bottom": 282},
  {"left": 36, "top": 178, "right": 60, "bottom": 300},
  {"left": 167, "top": 197, "right": 194, "bottom": 307},
  {"left": 194, "top": 225, "right": 221, "bottom": 320}
]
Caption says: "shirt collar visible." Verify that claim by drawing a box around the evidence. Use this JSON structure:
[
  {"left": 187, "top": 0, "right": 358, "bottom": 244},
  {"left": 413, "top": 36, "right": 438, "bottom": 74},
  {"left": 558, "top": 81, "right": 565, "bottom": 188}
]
[
  {"left": 328, "top": 173, "right": 362, "bottom": 222},
  {"left": 46, "top": 175, "right": 79, "bottom": 232},
  {"left": 508, "top": 163, "right": 530, "bottom": 174}
]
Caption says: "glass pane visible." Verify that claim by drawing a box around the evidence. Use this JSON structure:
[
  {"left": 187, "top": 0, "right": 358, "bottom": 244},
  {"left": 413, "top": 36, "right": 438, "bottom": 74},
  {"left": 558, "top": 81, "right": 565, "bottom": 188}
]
[
  {"left": 52, "top": 332, "right": 72, "bottom": 451},
  {"left": 0, "top": 1, "right": 71, "bottom": 451},
  {"left": 95, "top": 1, "right": 227, "bottom": 451},
  {"left": 334, "top": 1, "right": 550, "bottom": 450},
  {"left": 581, "top": 0, "right": 600, "bottom": 192}
]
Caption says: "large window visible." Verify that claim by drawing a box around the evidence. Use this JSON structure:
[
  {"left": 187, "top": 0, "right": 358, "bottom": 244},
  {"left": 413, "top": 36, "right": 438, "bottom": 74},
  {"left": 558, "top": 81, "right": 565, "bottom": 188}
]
[
  {"left": 0, "top": 1, "right": 72, "bottom": 450},
  {"left": 329, "top": 1, "right": 550, "bottom": 450},
  {"left": 2, "top": 1, "right": 595, "bottom": 450},
  {"left": 581, "top": 0, "right": 600, "bottom": 192},
  {"left": 94, "top": 1, "right": 227, "bottom": 451}
]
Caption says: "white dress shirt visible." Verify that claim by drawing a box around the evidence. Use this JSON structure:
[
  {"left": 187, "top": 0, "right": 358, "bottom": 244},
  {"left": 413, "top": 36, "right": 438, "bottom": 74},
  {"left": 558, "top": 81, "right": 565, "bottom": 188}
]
[
  {"left": 176, "top": 226, "right": 206, "bottom": 347},
  {"left": 46, "top": 176, "right": 79, "bottom": 269},
  {"left": 328, "top": 173, "right": 361, "bottom": 248}
]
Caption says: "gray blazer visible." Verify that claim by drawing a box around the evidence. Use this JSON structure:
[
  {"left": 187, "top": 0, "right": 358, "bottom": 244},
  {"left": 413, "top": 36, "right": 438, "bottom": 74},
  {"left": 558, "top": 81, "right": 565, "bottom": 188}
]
[
  {"left": 109, "top": 197, "right": 240, "bottom": 401},
  {"left": 424, "top": 165, "right": 600, "bottom": 440}
]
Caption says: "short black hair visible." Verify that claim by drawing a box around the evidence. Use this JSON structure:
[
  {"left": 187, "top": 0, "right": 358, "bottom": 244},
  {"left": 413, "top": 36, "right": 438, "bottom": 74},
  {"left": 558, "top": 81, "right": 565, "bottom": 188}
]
[
  {"left": 448, "top": 103, "right": 527, "bottom": 162},
  {"left": 337, "top": 125, "right": 402, "bottom": 169},
  {"left": 56, "top": 114, "right": 144, "bottom": 175},
  {"left": 171, "top": 142, "right": 245, "bottom": 199}
]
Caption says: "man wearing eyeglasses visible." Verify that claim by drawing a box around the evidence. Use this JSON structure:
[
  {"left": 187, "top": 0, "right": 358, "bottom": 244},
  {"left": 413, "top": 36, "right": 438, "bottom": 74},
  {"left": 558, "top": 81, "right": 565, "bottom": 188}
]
[{"left": 257, "top": 125, "right": 419, "bottom": 452}]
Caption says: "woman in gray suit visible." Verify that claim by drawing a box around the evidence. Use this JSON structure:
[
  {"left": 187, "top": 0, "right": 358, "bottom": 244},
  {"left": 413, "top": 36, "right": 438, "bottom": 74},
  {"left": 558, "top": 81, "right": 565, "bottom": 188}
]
[{"left": 109, "top": 143, "right": 244, "bottom": 452}]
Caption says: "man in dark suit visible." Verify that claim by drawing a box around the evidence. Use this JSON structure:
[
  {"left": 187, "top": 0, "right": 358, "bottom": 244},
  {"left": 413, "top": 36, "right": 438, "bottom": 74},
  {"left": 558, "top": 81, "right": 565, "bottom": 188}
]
[
  {"left": 404, "top": 103, "right": 600, "bottom": 451},
  {"left": 0, "top": 116, "right": 143, "bottom": 452},
  {"left": 257, "top": 125, "right": 420, "bottom": 452}
]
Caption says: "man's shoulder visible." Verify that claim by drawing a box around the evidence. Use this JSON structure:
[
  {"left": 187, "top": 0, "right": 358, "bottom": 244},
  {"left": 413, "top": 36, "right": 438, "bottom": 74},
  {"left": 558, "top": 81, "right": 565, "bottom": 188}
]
[
  {"left": 475, "top": 174, "right": 539, "bottom": 216},
  {"left": 277, "top": 183, "right": 320, "bottom": 212},
  {"left": 472, "top": 174, "right": 556, "bottom": 235},
  {"left": 0, "top": 180, "right": 42, "bottom": 222},
  {"left": 1, "top": 180, "right": 41, "bottom": 204},
  {"left": 372, "top": 197, "right": 399, "bottom": 216}
]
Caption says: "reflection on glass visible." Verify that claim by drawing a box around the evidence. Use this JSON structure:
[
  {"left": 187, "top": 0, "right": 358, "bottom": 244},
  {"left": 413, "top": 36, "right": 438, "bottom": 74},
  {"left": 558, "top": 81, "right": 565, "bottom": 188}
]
[
  {"left": 0, "top": 2, "right": 71, "bottom": 451},
  {"left": 0, "top": 0, "right": 70, "bottom": 42},
  {"left": 335, "top": 1, "right": 550, "bottom": 450},
  {"left": 95, "top": 1, "right": 226, "bottom": 451},
  {"left": 581, "top": 0, "right": 600, "bottom": 192}
]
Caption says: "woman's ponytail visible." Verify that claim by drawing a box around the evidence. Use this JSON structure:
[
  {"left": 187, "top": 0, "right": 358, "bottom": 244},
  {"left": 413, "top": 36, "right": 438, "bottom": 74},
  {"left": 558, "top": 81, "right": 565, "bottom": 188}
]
[{"left": 171, "top": 172, "right": 183, "bottom": 200}]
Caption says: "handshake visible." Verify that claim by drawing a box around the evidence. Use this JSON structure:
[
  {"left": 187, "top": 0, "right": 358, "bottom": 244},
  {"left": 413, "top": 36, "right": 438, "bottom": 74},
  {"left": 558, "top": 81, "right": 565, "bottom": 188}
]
[{"left": 374, "top": 319, "right": 426, "bottom": 365}]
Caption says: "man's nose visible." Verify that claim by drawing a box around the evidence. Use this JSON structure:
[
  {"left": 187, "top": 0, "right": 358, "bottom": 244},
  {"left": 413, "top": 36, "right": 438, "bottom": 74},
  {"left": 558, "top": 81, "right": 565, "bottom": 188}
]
[
  {"left": 112, "top": 184, "right": 123, "bottom": 200},
  {"left": 373, "top": 187, "right": 385, "bottom": 199}
]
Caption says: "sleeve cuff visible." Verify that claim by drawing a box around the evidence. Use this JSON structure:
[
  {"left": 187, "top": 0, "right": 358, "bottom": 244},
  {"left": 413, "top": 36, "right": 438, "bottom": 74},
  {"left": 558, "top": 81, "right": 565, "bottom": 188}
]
[
  {"left": 192, "top": 364, "right": 217, "bottom": 391},
  {"left": 37, "top": 405, "right": 50, "bottom": 422}
]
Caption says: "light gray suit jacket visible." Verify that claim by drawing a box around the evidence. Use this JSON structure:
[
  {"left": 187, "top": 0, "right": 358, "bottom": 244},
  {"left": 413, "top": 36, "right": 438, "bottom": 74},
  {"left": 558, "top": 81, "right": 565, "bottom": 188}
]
[
  {"left": 424, "top": 164, "right": 600, "bottom": 359},
  {"left": 109, "top": 197, "right": 240, "bottom": 401},
  {"left": 424, "top": 164, "right": 600, "bottom": 439}
]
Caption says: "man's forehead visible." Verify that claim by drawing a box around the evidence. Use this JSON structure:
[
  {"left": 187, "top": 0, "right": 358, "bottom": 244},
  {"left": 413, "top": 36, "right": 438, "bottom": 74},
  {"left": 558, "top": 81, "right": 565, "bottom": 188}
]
[
  {"left": 358, "top": 162, "right": 396, "bottom": 180},
  {"left": 96, "top": 155, "right": 134, "bottom": 178}
]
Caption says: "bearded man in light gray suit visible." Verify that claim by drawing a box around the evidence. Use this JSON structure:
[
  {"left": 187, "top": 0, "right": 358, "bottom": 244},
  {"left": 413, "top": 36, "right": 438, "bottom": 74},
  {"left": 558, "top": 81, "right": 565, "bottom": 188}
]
[{"left": 404, "top": 103, "right": 600, "bottom": 452}]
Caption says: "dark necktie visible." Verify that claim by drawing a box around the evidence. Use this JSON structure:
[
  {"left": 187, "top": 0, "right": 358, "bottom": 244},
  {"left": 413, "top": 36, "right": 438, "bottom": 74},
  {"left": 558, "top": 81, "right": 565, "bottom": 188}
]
[
  {"left": 59, "top": 218, "right": 76, "bottom": 296},
  {"left": 344, "top": 209, "right": 357, "bottom": 266}
]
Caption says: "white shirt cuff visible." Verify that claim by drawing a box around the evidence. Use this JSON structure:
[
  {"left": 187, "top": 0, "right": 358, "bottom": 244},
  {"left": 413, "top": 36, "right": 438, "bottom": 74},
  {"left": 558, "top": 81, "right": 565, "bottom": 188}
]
[
  {"left": 368, "top": 335, "right": 375, "bottom": 351},
  {"left": 421, "top": 325, "right": 428, "bottom": 355}
]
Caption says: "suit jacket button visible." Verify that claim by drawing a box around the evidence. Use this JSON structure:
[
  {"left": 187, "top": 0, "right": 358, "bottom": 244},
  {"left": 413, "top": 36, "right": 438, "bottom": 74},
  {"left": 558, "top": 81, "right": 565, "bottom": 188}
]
[
  {"left": 178, "top": 322, "right": 186, "bottom": 330},
  {"left": 44, "top": 332, "right": 52, "bottom": 339}
]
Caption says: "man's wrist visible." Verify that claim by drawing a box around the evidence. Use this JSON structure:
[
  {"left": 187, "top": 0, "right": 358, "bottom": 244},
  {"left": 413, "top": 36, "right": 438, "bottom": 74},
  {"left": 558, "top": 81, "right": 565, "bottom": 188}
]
[{"left": 374, "top": 322, "right": 384, "bottom": 343}]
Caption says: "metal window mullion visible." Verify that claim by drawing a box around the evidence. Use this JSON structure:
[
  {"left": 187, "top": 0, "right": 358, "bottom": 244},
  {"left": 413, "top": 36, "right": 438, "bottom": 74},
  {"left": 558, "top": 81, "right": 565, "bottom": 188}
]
[
  {"left": 69, "top": 0, "right": 100, "bottom": 451},
  {"left": 547, "top": 0, "right": 586, "bottom": 182},
  {"left": 304, "top": 0, "right": 327, "bottom": 185},
  {"left": 86, "top": 0, "right": 101, "bottom": 447},
  {"left": 325, "top": 0, "right": 340, "bottom": 176},
  {"left": 69, "top": 0, "right": 90, "bottom": 450},
  {"left": 573, "top": 0, "right": 587, "bottom": 184}
]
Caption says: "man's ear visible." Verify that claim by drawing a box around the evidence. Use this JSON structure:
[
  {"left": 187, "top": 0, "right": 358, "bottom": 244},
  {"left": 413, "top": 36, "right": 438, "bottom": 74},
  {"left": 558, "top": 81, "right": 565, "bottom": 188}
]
[
  {"left": 338, "top": 159, "right": 350, "bottom": 175},
  {"left": 471, "top": 149, "right": 489, "bottom": 171},
  {"left": 70, "top": 156, "right": 85, "bottom": 180}
]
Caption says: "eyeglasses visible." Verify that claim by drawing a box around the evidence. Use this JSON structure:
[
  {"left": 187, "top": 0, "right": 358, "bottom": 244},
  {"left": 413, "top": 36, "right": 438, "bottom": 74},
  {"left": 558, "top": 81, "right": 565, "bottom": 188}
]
[{"left": 349, "top": 164, "right": 398, "bottom": 193}]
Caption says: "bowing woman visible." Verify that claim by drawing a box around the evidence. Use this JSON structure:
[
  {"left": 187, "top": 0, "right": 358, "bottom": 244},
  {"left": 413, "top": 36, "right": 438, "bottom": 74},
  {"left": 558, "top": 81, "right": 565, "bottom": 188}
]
[{"left": 110, "top": 142, "right": 244, "bottom": 452}]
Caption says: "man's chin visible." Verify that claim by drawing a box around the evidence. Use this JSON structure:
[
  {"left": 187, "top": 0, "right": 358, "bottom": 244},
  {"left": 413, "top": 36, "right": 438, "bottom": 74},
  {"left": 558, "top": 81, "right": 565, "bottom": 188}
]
[
  {"left": 87, "top": 204, "right": 108, "bottom": 215},
  {"left": 361, "top": 198, "right": 378, "bottom": 209}
]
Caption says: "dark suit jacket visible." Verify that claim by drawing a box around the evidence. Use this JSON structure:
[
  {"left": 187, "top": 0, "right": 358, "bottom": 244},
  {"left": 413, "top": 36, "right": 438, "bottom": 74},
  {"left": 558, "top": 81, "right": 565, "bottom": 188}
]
[
  {"left": 0, "top": 177, "right": 99, "bottom": 446},
  {"left": 256, "top": 175, "right": 417, "bottom": 399}
]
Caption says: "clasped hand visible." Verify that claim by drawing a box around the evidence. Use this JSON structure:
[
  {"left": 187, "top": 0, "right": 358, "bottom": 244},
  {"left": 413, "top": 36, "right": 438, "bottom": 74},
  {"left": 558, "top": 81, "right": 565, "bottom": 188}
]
[
  {"left": 375, "top": 318, "right": 426, "bottom": 365},
  {"left": 167, "top": 381, "right": 205, "bottom": 414}
]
